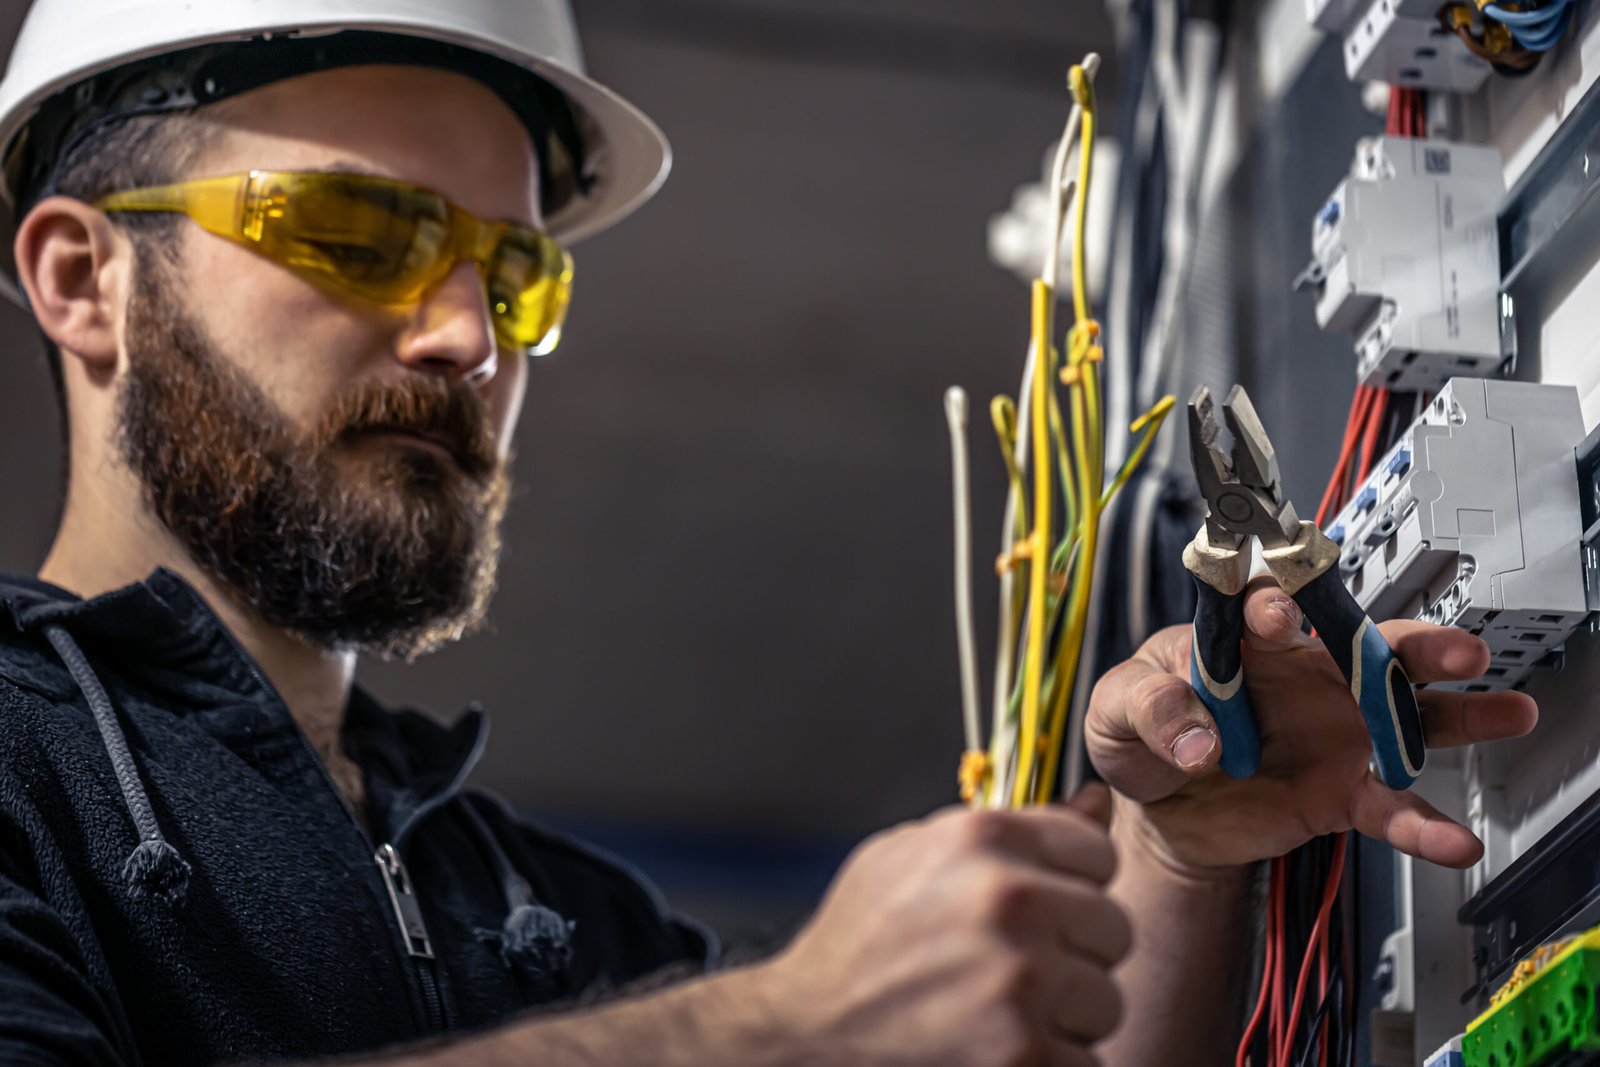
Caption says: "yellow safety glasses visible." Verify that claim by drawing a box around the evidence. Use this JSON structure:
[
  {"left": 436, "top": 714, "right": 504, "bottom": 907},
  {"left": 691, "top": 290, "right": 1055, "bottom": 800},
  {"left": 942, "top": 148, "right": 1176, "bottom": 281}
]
[{"left": 94, "top": 170, "right": 573, "bottom": 357}]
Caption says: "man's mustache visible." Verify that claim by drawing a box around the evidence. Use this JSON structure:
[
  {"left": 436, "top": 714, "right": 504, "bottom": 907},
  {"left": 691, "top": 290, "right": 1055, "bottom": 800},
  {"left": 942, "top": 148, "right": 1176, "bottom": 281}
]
[{"left": 318, "top": 378, "right": 498, "bottom": 481}]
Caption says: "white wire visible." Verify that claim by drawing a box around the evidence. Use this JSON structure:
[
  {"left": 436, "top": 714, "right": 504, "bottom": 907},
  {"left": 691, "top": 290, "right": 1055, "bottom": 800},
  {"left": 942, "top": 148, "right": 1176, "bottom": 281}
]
[
  {"left": 944, "top": 387, "right": 983, "bottom": 756},
  {"left": 987, "top": 54, "right": 1102, "bottom": 807}
]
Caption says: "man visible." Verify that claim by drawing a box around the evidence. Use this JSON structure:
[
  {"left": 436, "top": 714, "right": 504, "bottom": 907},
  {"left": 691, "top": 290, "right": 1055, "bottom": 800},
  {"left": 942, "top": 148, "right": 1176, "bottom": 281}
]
[{"left": 0, "top": 2, "right": 1538, "bottom": 1065}]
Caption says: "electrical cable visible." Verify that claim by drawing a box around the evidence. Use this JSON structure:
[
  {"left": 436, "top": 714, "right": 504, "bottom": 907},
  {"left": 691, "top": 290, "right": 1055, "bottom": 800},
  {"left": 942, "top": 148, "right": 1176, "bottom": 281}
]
[
  {"left": 1278, "top": 836, "right": 1347, "bottom": 1067},
  {"left": 1482, "top": 0, "right": 1578, "bottom": 52},
  {"left": 946, "top": 52, "right": 1177, "bottom": 811},
  {"left": 1238, "top": 857, "right": 1284, "bottom": 1067},
  {"left": 944, "top": 387, "right": 988, "bottom": 804}
]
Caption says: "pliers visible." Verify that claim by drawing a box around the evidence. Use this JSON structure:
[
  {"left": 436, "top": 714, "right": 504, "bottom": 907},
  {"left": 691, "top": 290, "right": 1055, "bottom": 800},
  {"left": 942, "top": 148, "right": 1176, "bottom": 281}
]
[{"left": 1183, "top": 385, "right": 1427, "bottom": 791}]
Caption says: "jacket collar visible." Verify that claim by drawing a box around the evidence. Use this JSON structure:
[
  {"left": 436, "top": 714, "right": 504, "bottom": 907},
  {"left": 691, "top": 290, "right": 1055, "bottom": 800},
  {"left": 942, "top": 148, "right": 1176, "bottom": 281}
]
[{"left": 0, "top": 567, "right": 489, "bottom": 819}]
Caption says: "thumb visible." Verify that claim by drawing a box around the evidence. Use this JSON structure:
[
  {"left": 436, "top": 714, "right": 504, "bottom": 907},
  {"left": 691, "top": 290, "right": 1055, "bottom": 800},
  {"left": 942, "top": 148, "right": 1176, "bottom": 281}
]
[
  {"left": 1065, "top": 782, "right": 1113, "bottom": 828},
  {"left": 1241, "top": 575, "right": 1313, "bottom": 653}
]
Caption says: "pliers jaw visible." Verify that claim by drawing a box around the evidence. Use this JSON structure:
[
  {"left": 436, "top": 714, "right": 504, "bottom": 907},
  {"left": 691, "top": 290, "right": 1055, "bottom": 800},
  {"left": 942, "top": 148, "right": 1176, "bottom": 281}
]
[{"left": 1188, "top": 385, "right": 1301, "bottom": 549}]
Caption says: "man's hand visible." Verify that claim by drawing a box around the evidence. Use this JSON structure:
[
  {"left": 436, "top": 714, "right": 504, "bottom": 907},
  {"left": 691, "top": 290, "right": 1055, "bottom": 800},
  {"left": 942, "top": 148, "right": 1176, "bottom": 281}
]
[
  {"left": 1087, "top": 577, "right": 1538, "bottom": 872},
  {"left": 753, "top": 787, "right": 1130, "bottom": 1066}
]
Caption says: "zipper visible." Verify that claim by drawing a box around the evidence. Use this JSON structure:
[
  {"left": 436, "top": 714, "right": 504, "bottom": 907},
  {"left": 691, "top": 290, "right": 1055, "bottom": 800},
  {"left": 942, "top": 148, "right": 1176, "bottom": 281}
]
[
  {"left": 206, "top": 620, "right": 452, "bottom": 1035},
  {"left": 376, "top": 842, "right": 447, "bottom": 1033}
]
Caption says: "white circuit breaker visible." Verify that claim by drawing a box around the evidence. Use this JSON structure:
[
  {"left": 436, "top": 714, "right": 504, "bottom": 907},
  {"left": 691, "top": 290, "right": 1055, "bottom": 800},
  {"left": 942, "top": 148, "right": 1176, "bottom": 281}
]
[
  {"left": 1325, "top": 378, "right": 1589, "bottom": 692},
  {"left": 1307, "top": 0, "right": 1490, "bottom": 93},
  {"left": 1340, "top": 0, "right": 1491, "bottom": 93},
  {"left": 1296, "top": 136, "right": 1508, "bottom": 393}
]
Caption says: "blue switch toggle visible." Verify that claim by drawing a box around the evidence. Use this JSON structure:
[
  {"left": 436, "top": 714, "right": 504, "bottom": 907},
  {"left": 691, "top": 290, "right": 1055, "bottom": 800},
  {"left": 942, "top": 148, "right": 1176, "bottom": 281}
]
[
  {"left": 1386, "top": 449, "right": 1412, "bottom": 477},
  {"left": 1355, "top": 487, "right": 1378, "bottom": 513}
]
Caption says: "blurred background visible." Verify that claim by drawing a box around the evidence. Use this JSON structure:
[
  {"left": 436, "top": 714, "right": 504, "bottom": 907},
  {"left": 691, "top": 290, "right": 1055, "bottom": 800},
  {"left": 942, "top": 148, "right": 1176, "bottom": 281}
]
[{"left": 0, "top": 0, "right": 1366, "bottom": 951}]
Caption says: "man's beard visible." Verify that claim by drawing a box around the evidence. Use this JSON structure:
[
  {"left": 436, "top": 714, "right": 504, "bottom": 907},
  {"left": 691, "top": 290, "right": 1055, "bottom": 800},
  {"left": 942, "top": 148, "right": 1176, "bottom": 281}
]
[{"left": 116, "top": 261, "right": 511, "bottom": 660}]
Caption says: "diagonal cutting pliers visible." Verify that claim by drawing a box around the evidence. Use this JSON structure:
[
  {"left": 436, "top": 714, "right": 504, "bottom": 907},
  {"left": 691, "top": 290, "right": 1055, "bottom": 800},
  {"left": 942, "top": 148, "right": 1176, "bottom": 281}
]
[{"left": 1183, "top": 385, "right": 1427, "bottom": 791}]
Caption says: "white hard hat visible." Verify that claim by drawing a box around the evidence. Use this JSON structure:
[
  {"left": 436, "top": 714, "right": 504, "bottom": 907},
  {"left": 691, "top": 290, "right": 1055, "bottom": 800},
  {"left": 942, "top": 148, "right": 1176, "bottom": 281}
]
[{"left": 0, "top": 0, "right": 671, "bottom": 303}]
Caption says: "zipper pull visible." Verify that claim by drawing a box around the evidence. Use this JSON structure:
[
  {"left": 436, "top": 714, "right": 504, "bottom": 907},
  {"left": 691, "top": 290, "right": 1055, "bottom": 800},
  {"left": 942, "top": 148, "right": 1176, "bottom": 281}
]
[{"left": 375, "top": 842, "right": 435, "bottom": 959}]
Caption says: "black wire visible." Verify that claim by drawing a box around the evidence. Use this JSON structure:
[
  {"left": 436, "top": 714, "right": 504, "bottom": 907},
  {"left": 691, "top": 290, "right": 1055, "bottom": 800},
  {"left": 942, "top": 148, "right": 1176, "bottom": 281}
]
[
  {"left": 1379, "top": 390, "right": 1415, "bottom": 457},
  {"left": 1291, "top": 967, "right": 1346, "bottom": 1067}
]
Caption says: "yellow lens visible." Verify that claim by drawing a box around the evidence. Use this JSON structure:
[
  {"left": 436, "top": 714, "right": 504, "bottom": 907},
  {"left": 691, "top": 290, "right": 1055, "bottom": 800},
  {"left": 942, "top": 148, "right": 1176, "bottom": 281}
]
[
  {"left": 247, "top": 172, "right": 453, "bottom": 303},
  {"left": 487, "top": 230, "right": 573, "bottom": 357}
]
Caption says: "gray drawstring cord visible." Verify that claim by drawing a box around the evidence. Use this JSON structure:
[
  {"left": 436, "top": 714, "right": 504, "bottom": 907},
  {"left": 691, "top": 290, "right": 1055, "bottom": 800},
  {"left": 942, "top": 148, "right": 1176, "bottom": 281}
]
[
  {"left": 44, "top": 624, "right": 190, "bottom": 906},
  {"left": 461, "top": 802, "right": 573, "bottom": 988}
]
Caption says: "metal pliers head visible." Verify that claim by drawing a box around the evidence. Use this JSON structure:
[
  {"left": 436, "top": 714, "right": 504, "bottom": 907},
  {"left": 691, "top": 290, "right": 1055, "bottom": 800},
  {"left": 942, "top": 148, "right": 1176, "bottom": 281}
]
[{"left": 1188, "top": 385, "right": 1301, "bottom": 550}]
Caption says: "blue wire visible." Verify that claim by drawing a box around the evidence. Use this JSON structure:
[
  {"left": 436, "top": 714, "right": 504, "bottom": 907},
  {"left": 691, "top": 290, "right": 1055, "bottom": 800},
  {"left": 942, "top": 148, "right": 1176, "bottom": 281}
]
[
  {"left": 1483, "top": 0, "right": 1577, "bottom": 51},
  {"left": 1482, "top": 1, "right": 1565, "bottom": 26},
  {"left": 1512, "top": 2, "right": 1575, "bottom": 49}
]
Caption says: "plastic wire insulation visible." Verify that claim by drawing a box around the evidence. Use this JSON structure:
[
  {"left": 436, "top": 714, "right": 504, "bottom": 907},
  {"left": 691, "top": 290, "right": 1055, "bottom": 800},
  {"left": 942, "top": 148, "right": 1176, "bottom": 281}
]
[
  {"left": 986, "top": 71, "right": 1094, "bottom": 801},
  {"left": 1483, "top": 0, "right": 1576, "bottom": 50},
  {"left": 1358, "top": 389, "right": 1389, "bottom": 480},
  {"left": 944, "top": 388, "right": 986, "bottom": 803},
  {"left": 1278, "top": 836, "right": 1349, "bottom": 1067},
  {"left": 1030, "top": 69, "right": 1104, "bottom": 804},
  {"left": 1238, "top": 859, "right": 1283, "bottom": 1066},
  {"left": 1035, "top": 362, "right": 1101, "bottom": 803},
  {"left": 1314, "top": 387, "right": 1375, "bottom": 526},
  {"left": 1010, "top": 281, "right": 1057, "bottom": 809}
]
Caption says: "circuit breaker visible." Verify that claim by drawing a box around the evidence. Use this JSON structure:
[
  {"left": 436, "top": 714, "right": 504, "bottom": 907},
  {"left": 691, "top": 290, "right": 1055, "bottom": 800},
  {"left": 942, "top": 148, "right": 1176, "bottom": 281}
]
[
  {"left": 1325, "top": 378, "right": 1588, "bottom": 692},
  {"left": 1307, "top": 0, "right": 1491, "bottom": 92},
  {"left": 1339, "top": 0, "right": 1491, "bottom": 93},
  {"left": 1296, "top": 137, "right": 1508, "bottom": 393}
]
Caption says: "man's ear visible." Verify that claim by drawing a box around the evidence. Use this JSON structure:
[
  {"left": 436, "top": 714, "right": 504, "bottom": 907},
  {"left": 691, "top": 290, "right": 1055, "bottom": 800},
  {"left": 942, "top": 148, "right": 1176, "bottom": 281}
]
[{"left": 14, "top": 196, "right": 131, "bottom": 373}]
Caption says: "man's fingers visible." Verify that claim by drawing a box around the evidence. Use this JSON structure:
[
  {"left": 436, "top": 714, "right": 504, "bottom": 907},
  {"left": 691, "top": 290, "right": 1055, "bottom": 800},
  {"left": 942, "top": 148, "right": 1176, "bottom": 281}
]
[
  {"left": 1419, "top": 688, "right": 1538, "bottom": 748},
  {"left": 1085, "top": 652, "right": 1221, "bottom": 804},
  {"left": 1041, "top": 953, "right": 1123, "bottom": 1043},
  {"left": 1378, "top": 619, "right": 1491, "bottom": 684},
  {"left": 1065, "top": 782, "right": 1113, "bottom": 829},
  {"left": 1349, "top": 775, "right": 1483, "bottom": 868},
  {"left": 1241, "top": 576, "right": 1312, "bottom": 653},
  {"left": 986, "top": 806, "right": 1119, "bottom": 885},
  {"left": 1050, "top": 880, "right": 1134, "bottom": 967}
]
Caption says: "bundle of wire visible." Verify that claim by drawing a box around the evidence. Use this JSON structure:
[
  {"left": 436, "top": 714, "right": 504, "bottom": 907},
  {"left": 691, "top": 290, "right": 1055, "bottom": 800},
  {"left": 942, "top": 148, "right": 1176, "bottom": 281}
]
[
  {"left": 943, "top": 54, "right": 1177, "bottom": 811},
  {"left": 1235, "top": 85, "right": 1429, "bottom": 1067},
  {"left": 1481, "top": 0, "right": 1578, "bottom": 52},
  {"left": 1438, "top": 0, "right": 1576, "bottom": 73}
]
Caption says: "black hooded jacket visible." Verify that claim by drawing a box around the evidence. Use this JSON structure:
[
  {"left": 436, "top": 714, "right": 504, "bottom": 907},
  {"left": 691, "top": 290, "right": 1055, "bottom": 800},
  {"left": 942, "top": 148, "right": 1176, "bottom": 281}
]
[{"left": 0, "top": 569, "right": 713, "bottom": 1066}]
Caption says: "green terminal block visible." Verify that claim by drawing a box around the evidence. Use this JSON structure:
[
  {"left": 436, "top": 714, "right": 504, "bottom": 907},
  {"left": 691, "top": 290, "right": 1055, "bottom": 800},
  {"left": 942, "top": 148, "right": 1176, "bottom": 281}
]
[{"left": 1464, "top": 928, "right": 1600, "bottom": 1067}]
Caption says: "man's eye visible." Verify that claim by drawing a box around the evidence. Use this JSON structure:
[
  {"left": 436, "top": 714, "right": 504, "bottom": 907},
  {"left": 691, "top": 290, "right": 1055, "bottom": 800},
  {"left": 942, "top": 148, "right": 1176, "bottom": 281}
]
[{"left": 304, "top": 240, "right": 388, "bottom": 268}]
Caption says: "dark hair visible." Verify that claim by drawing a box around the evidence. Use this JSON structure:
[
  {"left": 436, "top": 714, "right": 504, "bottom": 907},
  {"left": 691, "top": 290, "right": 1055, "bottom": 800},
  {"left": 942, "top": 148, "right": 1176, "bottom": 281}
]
[{"left": 32, "top": 111, "right": 213, "bottom": 458}]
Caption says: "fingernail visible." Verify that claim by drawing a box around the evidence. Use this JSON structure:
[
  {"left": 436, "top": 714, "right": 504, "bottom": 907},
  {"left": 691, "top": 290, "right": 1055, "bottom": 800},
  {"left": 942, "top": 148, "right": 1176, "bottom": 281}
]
[
  {"left": 1269, "top": 597, "right": 1301, "bottom": 624},
  {"left": 1172, "top": 726, "right": 1217, "bottom": 769}
]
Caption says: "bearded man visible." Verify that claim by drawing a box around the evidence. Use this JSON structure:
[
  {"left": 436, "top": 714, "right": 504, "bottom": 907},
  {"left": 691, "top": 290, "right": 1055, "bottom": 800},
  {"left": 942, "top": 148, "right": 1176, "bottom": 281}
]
[{"left": 0, "top": 3, "right": 1538, "bottom": 1066}]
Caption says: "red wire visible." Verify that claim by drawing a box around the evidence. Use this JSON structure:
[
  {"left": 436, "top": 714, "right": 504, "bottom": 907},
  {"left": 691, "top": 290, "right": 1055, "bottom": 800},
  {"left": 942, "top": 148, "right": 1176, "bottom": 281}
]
[
  {"left": 1315, "top": 387, "right": 1375, "bottom": 526},
  {"left": 1237, "top": 858, "right": 1284, "bottom": 1067},
  {"left": 1277, "top": 837, "right": 1349, "bottom": 1067},
  {"left": 1270, "top": 857, "right": 1287, "bottom": 1060},
  {"left": 1358, "top": 388, "right": 1389, "bottom": 480},
  {"left": 1316, "top": 866, "right": 1333, "bottom": 1067}
]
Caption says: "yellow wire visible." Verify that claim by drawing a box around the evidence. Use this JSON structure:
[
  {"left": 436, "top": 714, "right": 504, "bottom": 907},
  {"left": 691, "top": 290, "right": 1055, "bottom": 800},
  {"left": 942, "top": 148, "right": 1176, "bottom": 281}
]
[
  {"left": 1010, "top": 282, "right": 1055, "bottom": 809},
  {"left": 965, "top": 55, "right": 1175, "bottom": 809},
  {"left": 991, "top": 397, "right": 1030, "bottom": 538}
]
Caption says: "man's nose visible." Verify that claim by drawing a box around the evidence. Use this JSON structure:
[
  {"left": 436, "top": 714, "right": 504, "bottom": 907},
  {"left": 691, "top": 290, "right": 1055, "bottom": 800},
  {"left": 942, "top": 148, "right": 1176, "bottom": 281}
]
[{"left": 394, "top": 261, "right": 498, "bottom": 383}]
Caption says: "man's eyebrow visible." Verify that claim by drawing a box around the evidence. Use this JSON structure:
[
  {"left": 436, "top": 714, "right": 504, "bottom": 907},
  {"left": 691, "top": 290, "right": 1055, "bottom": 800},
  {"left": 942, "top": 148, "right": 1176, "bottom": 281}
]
[{"left": 298, "top": 160, "right": 390, "bottom": 178}]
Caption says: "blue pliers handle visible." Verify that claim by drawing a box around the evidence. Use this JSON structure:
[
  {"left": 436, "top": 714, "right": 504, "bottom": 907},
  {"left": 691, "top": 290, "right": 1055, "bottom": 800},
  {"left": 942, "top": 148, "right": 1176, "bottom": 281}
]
[
  {"left": 1185, "top": 539, "right": 1259, "bottom": 778},
  {"left": 1184, "top": 386, "right": 1427, "bottom": 791}
]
